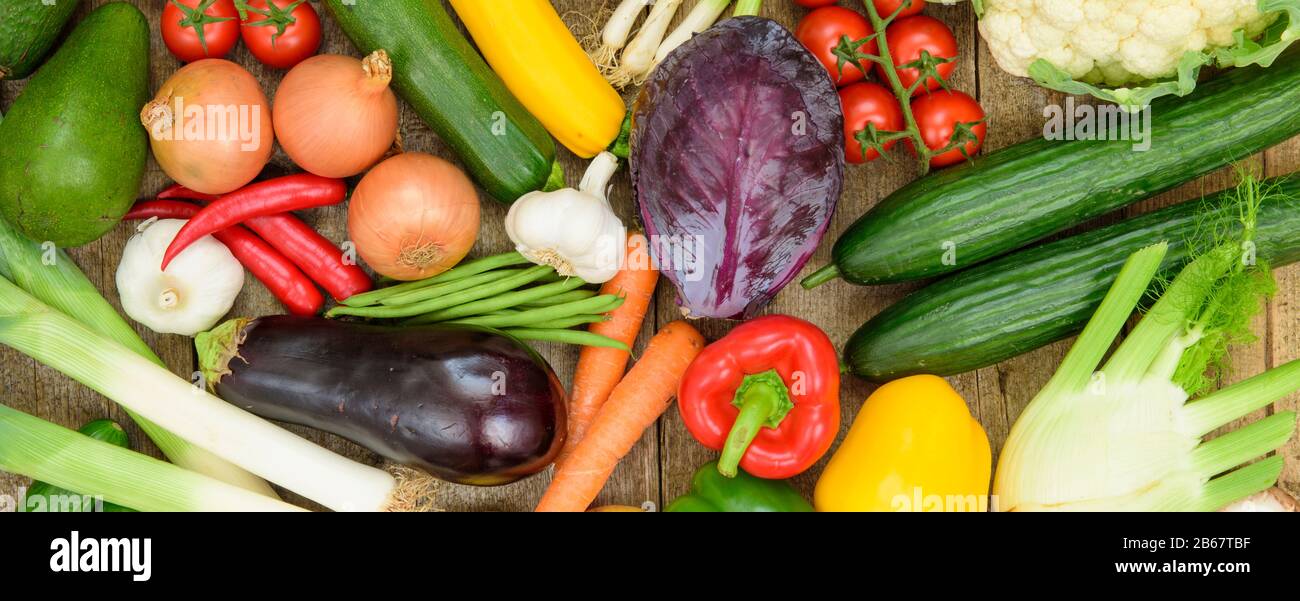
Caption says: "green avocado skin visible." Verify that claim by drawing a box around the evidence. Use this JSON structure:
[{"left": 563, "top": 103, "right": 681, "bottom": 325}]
[
  {"left": 0, "top": 2, "right": 149, "bottom": 248},
  {"left": 0, "top": 0, "right": 81, "bottom": 80}
]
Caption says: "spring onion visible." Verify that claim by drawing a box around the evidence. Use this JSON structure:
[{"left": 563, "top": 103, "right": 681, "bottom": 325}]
[
  {"left": 0, "top": 405, "right": 302, "bottom": 512},
  {"left": 995, "top": 177, "right": 1300, "bottom": 511},
  {"left": 589, "top": 0, "right": 650, "bottom": 75},
  {"left": 610, "top": 0, "right": 682, "bottom": 87},
  {"left": 0, "top": 217, "right": 274, "bottom": 497},
  {"left": 0, "top": 275, "right": 409, "bottom": 512},
  {"left": 653, "top": 0, "right": 732, "bottom": 69}
]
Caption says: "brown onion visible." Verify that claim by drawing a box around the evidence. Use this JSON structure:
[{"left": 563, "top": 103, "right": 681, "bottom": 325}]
[
  {"left": 140, "top": 59, "right": 274, "bottom": 195},
  {"left": 349, "top": 153, "right": 480, "bottom": 281},
  {"left": 273, "top": 51, "right": 399, "bottom": 178}
]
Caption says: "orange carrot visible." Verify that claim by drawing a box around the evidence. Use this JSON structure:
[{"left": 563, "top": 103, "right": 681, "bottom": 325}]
[
  {"left": 537, "top": 320, "right": 704, "bottom": 512},
  {"left": 557, "top": 233, "right": 659, "bottom": 467}
]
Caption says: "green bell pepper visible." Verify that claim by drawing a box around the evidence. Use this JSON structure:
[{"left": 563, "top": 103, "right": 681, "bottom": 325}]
[{"left": 665, "top": 461, "right": 813, "bottom": 512}]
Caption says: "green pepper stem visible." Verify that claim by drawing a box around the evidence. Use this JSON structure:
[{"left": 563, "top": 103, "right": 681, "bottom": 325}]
[{"left": 717, "top": 370, "right": 794, "bottom": 478}]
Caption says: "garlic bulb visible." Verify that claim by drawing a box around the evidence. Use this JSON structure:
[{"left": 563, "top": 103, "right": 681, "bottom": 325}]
[
  {"left": 505, "top": 152, "right": 626, "bottom": 283},
  {"left": 117, "top": 219, "right": 244, "bottom": 336}
]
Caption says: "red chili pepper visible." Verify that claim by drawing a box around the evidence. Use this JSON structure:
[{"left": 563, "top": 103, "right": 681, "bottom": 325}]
[
  {"left": 161, "top": 174, "right": 347, "bottom": 271},
  {"left": 678, "top": 315, "right": 840, "bottom": 479},
  {"left": 125, "top": 200, "right": 325, "bottom": 316},
  {"left": 242, "top": 212, "right": 373, "bottom": 301},
  {"left": 157, "top": 183, "right": 220, "bottom": 203}
]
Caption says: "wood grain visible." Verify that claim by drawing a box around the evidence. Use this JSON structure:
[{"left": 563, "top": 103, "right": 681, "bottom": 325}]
[{"left": 2, "top": 0, "right": 1297, "bottom": 510}]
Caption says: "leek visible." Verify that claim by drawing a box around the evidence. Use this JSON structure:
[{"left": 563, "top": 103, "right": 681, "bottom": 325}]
[
  {"left": 0, "top": 217, "right": 275, "bottom": 497},
  {"left": 0, "top": 275, "right": 408, "bottom": 512},
  {"left": 0, "top": 405, "right": 302, "bottom": 512},
  {"left": 995, "top": 175, "right": 1299, "bottom": 511}
]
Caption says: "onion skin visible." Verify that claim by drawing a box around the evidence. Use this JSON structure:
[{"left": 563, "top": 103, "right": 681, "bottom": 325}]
[
  {"left": 349, "top": 152, "right": 480, "bottom": 281},
  {"left": 141, "top": 60, "right": 273, "bottom": 195},
  {"left": 273, "top": 52, "right": 399, "bottom": 178}
]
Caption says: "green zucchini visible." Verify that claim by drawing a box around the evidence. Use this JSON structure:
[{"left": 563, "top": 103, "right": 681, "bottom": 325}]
[
  {"left": 805, "top": 46, "right": 1300, "bottom": 288},
  {"left": 0, "top": 0, "right": 80, "bottom": 80},
  {"left": 20, "top": 419, "right": 136, "bottom": 512},
  {"left": 845, "top": 176, "right": 1300, "bottom": 382},
  {"left": 323, "top": 0, "right": 559, "bottom": 203}
]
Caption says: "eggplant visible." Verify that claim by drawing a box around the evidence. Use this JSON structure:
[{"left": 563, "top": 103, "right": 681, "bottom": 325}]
[{"left": 197, "top": 316, "right": 566, "bottom": 486}]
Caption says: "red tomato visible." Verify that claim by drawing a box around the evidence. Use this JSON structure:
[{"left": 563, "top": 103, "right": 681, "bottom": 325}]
[
  {"left": 795, "top": 7, "right": 877, "bottom": 86},
  {"left": 908, "top": 90, "right": 986, "bottom": 168},
  {"left": 877, "top": 15, "right": 957, "bottom": 95},
  {"left": 794, "top": 0, "right": 839, "bottom": 7},
  {"left": 240, "top": 0, "right": 323, "bottom": 69},
  {"left": 839, "top": 83, "right": 904, "bottom": 163},
  {"left": 161, "top": 0, "right": 240, "bottom": 63},
  {"left": 872, "top": 0, "right": 925, "bottom": 18}
]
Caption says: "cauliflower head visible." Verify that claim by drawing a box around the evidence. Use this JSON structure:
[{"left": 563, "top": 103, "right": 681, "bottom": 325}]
[{"left": 979, "top": 0, "right": 1278, "bottom": 86}]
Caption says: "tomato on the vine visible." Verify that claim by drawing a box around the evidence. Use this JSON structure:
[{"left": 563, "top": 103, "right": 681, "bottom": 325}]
[
  {"left": 872, "top": 0, "right": 925, "bottom": 18},
  {"left": 795, "top": 6, "right": 877, "bottom": 86},
  {"left": 239, "top": 0, "right": 322, "bottom": 69},
  {"left": 794, "top": 0, "right": 839, "bottom": 7},
  {"left": 877, "top": 15, "right": 957, "bottom": 95},
  {"left": 908, "top": 90, "right": 986, "bottom": 168},
  {"left": 839, "top": 83, "right": 904, "bottom": 163},
  {"left": 162, "top": 0, "right": 241, "bottom": 63}
]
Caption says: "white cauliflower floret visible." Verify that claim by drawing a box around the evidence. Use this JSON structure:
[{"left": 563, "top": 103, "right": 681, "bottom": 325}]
[{"left": 979, "top": 0, "right": 1279, "bottom": 86}]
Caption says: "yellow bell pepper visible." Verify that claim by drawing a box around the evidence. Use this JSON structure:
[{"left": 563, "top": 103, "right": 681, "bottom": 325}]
[
  {"left": 814, "top": 375, "right": 991, "bottom": 512},
  {"left": 449, "top": 0, "right": 626, "bottom": 158}
]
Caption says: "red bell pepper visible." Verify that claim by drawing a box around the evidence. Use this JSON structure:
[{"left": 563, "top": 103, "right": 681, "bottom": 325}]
[{"left": 678, "top": 315, "right": 840, "bottom": 479}]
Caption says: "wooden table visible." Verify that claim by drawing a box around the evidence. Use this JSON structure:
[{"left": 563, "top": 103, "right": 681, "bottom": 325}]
[{"left": 3, "top": 0, "right": 1298, "bottom": 511}]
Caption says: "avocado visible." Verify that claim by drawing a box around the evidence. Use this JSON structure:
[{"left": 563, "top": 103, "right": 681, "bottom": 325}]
[
  {"left": 0, "top": 2, "right": 149, "bottom": 248},
  {"left": 0, "top": 0, "right": 81, "bottom": 81}
]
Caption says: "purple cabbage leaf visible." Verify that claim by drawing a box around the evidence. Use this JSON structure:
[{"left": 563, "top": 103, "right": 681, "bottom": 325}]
[{"left": 631, "top": 16, "right": 844, "bottom": 319}]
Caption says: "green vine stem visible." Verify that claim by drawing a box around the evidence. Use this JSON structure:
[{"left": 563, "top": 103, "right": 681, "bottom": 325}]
[{"left": 833, "top": 0, "right": 983, "bottom": 176}]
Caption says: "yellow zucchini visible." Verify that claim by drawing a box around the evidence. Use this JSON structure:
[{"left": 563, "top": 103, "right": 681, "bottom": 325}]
[{"left": 450, "top": 0, "right": 625, "bottom": 158}]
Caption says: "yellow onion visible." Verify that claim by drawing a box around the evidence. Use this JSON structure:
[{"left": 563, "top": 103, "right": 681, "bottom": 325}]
[
  {"left": 140, "top": 59, "right": 273, "bottom": 195},
  {"left": 348, "top": 153, "right": 480, "bottom": 281},
  {"left": 273, "top": 51, "right": 399, "bottom": 178}
]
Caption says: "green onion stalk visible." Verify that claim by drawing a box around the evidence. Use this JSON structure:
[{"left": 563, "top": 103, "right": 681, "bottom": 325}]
[
  {"left": 0, "top": 265, "right": 409, "bottom": 511},
  {"left": 0, "top": 405, "right": 302, "bottom": 512},
  {"left": 0, "top": 217, "right": 275, "bottom": 498},
  {"left": 995, "top": 175, "right": 1299, "bottom": 511}
]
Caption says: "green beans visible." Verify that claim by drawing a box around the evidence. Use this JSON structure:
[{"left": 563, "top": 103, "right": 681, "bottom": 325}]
[
  {"left": 329, "top": 251, "right": 623, "bottom": 350},
  {"left": 519, "top": 289, "right": 598, "bottom": 308},
  {"left": 341, "top": 251, "right": 528, "bottom": 307},
  {"left": 327, "top": 265, "right": 554, "bottom": 319},
  {"left": 528, "top": 315, "right": 610, "bottom": 329},
  {"left": 441, "top": 295, "right": 624, "bottom": 329},
  {"left": 404, "top": 278, "right": 591, "bottom": 325},
  {"left": 503, "top": 329, "right": 629, "bottom": 351},
  {"left": 380, "top": 269, "right": 529, "bottom": 306}
]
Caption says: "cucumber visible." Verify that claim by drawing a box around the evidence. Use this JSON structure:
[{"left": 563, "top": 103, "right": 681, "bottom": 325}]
[
  {"left": 0, "top": 0, "right": 81, "bottom": 80},
  {"left": 323, "top": 0, "right": 559, "bottom": 203},
  {"left": 20, "top": 419, "right": 136, "bottom": 512},
  {"left": 0, "top": 2, "right": 149, "bottom": 247},
  {"left": 845, "top": 176, "right": 1300, "bottom": 382},
  {"left": 806, "top": 46, "right": 1300, "bottom": 288}
]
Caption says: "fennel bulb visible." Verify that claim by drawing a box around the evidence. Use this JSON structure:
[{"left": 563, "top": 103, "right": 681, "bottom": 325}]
[{"left": 995, "top": 231, "right": 1298, "bottom": 511}]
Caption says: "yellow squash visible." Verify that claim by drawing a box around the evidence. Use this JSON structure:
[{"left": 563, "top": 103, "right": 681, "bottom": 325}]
[
  {"left": 449, "top": 0, "right": 626, "bottom": 158},
  {"left": 815, "top": 375, "right": 992, "bottom": 512}
]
